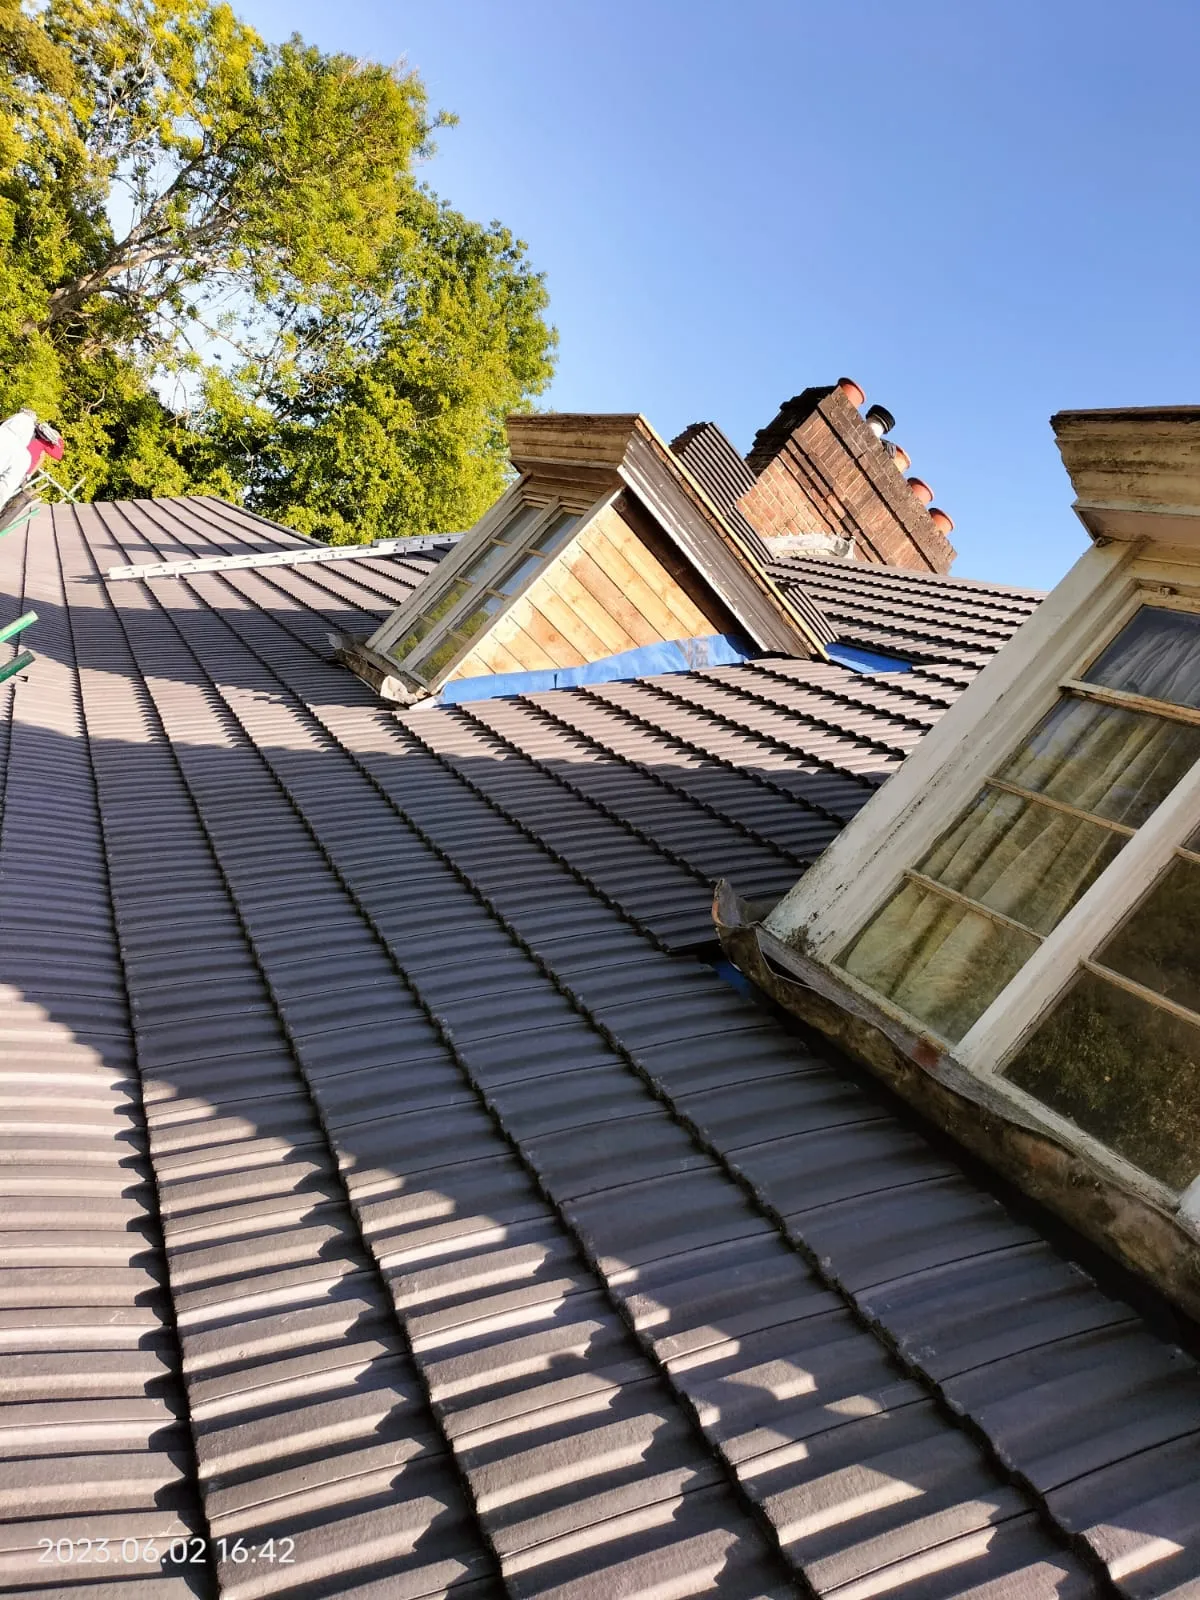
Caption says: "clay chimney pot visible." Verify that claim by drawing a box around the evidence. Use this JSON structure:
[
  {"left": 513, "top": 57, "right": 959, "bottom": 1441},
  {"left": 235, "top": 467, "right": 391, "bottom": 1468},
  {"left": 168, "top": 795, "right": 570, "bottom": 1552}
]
[
  {"left": 928, "top": 507, "right": 955, "bottom": 536},
  {"left": 906, "top": 476, "right": 935, "bottom": 506},
  {"left": 836, "top": 377, "right": 865, "bottom": 409},
  {"left": 890, "top": 444, "right": 911, "bottom": 474}
]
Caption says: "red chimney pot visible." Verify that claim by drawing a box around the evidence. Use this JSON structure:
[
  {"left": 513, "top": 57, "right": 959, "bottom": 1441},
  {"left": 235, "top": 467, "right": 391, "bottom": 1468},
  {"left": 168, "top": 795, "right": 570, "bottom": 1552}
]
[
  {"left": 928, "top": 507, "right": 955, "bottom": 536},
  {"left": 890, "top": 444, "right": 911, "bottom": 474},
  {"left": 906, "top": 476, "right": 934, "bottom": 506},
  {"left": 836, "top": 377, "right": 865, "bottom": 408}
]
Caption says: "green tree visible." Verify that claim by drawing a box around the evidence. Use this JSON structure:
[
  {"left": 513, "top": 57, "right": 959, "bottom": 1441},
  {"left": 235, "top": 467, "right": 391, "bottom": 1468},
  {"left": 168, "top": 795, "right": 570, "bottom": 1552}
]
[
  {"left": 0, "top": 0, "right": 555, "bottom": 532},
  {"left": 208, "top": 198, "right": 557, "bottom": 543}
]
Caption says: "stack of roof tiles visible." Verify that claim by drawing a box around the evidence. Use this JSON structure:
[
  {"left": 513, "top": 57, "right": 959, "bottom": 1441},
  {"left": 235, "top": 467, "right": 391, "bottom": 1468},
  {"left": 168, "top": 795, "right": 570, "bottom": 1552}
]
[{"left": 3, "top": 494, "right": 1199, "bottom": 1600}]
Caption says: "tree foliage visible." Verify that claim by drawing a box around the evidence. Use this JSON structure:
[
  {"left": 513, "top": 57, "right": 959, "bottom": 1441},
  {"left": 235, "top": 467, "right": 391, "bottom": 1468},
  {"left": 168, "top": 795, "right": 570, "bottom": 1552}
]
[{"left": 0, "top": 0, "right": 556, "bottom": 536}]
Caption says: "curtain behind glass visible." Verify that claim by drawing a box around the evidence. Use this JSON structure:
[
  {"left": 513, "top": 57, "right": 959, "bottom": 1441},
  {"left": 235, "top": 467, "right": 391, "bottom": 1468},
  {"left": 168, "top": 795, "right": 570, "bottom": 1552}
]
[
  {"left": 1085, "top": 606, "right": 1200, "bottom": 709},
  {"left": 1000, "top": 699, "right": 1200, "bottom": 827}
]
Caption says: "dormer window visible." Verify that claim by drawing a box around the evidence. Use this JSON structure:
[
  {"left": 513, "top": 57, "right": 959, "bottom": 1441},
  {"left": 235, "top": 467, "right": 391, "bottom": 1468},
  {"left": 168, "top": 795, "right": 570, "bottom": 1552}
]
[
  {"left": 356, "top": 412, "right": 834, "bottom": 706},
  {"left": 833, "top": 596, "right": 1200, "bottom": 1197},
  {"left": 719, "top": 406, "right": 1200, "bottom": 1314}
]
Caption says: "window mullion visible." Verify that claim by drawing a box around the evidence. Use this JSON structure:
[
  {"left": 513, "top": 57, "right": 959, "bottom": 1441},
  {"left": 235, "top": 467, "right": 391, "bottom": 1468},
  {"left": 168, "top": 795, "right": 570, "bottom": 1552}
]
[
  {"left": 905, "top": 869, "right": 1043, "bottom": 940},
  {"left": 1061, "top": 677, "right": 1200, "bottom": 728},
  {"left": 956, "top": 749, "right": 1200, "bottom": 1074},
  {"left": 984, "top": 777, "right": 1136, "bottom": 838},
  {"left": 1079, "top": 956, "right": 1200, "bottom": 1030}
]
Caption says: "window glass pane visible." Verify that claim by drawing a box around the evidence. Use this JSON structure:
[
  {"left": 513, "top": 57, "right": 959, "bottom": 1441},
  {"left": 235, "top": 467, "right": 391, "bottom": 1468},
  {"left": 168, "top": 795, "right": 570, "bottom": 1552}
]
[
  {"left": 498, "top": 552, "right": 545, "bottom": 597},
  {"left": 459, "top": 541, "right": 516, "bottom": 589},
  {"left": 456, "top": 502, "right": 546, "bottom": 588},
  {"left": 1096, "top": 856, "right": 1200, "bottom": 1014},
  {"left": 411, "top": 632, "right": 465, "bottom": 681},
  {"left": 530, "top": 511, "right": 580, "bottom": 558},
  {"left": 1004, "top": 970, "right": 1200, "bottom": 1191},
  {"left": 494, "top": 513, "right": 582, "bottom": 597},
  {"left": 998, "top": 697, "right": 1200, "bottom": 828},
  {"left": 389, "top": 611, "right": 437, "bottom": 662},
  {"left": 838, "top": 879, "right": 1038, "bottom": 1043},
  {"left": 409, "top": 596, "right": 501, "bottom": 680},
  {"left": 389, "top": 578, "right": 470, "bottom": 662},
  {"left": 919, "top": 786, "right": 1126, "bottom": 936},
  {"left": 495, "top": 502, "right": 547, "bottom": 545},
  {"left": 1084, "top": 605, "right": 1200, "bottom": 709},
  {"left": 459, "top": 596, "right": 501, "bottom": 636}
]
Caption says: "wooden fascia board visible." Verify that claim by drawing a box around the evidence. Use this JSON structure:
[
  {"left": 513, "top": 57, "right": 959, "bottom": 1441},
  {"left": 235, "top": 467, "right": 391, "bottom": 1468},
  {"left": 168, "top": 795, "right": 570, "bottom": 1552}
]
[
  {"left": 506, "top": 413, "right": 641, "bottom": 473},
  {"left": 621, "top": 420, "right": 826, "bottom": 657},
  {"left": 1054, "top": 407, "right": 1200, "bottom": 549}
]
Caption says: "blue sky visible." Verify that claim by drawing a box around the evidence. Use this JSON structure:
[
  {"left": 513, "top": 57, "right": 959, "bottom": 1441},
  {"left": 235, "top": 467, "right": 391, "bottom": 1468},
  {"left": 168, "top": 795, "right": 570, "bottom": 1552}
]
[{"left": 235, "top": 0, "right": 1199, "bottom": 589}]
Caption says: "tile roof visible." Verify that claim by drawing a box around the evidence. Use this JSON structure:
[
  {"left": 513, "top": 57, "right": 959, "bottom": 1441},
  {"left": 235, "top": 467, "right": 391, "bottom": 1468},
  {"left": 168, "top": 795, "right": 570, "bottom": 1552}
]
[
  {"left": 771, "top": 555, "right": 1046, "bottom": 688},
  {"left": 3, "top": 493, "right": 1198, "bottom": 1598}
]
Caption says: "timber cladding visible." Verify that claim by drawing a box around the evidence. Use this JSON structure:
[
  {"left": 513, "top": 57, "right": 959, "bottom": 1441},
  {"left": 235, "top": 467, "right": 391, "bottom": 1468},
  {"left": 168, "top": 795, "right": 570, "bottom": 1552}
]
[{"left": 447, "top": 496, "right": 732, "bottom": 681}]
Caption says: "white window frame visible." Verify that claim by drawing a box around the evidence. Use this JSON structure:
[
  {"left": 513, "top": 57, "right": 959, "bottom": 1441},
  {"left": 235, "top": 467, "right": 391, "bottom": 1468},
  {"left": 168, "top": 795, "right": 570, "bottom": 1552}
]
[
  {"left": 763, "top": 538, "right": 1200, "bottom": 1213},
  {"left": 368, "top": 486, "right": 612, "bottom": 686}
]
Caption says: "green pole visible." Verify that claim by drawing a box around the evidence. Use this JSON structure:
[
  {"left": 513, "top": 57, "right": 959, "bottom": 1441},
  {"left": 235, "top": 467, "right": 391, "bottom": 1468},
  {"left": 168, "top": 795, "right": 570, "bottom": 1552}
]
[
  {"left": 0, "top": 611, "right": 37, "bottom": 646},
  {"left": 0, "top": 650, "right": 34, "bottom": 684},
  {"left": 0, "top": 507, "right": 38, "bottom": 539}
]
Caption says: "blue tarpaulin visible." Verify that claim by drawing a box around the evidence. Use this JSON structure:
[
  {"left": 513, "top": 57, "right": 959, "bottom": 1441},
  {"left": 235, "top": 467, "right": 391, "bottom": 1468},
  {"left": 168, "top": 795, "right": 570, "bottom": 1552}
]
[
  {"left": 439, "top": 633, "right": 754, "bottom": 705},
  {"left": 825, "top": 642, "right": 914, "bottom": 675}
]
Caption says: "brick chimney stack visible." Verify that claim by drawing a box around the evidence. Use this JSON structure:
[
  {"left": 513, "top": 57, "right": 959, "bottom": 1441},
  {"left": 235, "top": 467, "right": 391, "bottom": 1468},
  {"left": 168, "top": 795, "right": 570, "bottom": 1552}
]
[{"left": 737, "top": 382, "right": 956, "bottom": 573}]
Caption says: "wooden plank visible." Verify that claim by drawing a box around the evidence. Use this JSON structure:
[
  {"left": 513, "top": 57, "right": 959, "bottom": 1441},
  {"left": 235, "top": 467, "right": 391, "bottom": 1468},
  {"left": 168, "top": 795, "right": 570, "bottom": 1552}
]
[
  {"left": 577, "top": 524, "right": 683, "bottom": 640},
  {"left": 509, "top": 595, "right": 588, "bottom": 668},
  {"left": 519, "top": 566, "right": 613, "bottom": 660},
  {"left": 581, "top": 518, "right": 711, "bottom": 641},
  {"left": 566, "top": 543, "right": 664, "bottom": 648},
  {"left": 479, "top": 613, "right": 558, "bottom": 672},
  {"left": 595, "top": 511, "right": 712, "bottom": 636},
  {"left": 618, "top": 490, "right": 736, "bottom": 633},
  {"left": 507, "top": 413, "right": 638, "bottom": 471},
  {"left": 520, "top": 464, "right": 617, "bottom": 511},
  {"left": 541, "top": 552, "right": 639, "bottom": 655},
  {"left": 448, "top": 631, "right": 526, "bottom": 681}
]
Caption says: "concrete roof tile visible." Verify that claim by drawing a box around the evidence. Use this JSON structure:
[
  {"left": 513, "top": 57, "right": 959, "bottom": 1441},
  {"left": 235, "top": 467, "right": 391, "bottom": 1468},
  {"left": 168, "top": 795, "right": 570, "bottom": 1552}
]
[{"left": 0, "top": 496, "right": 1184, "bottom": 1597}]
